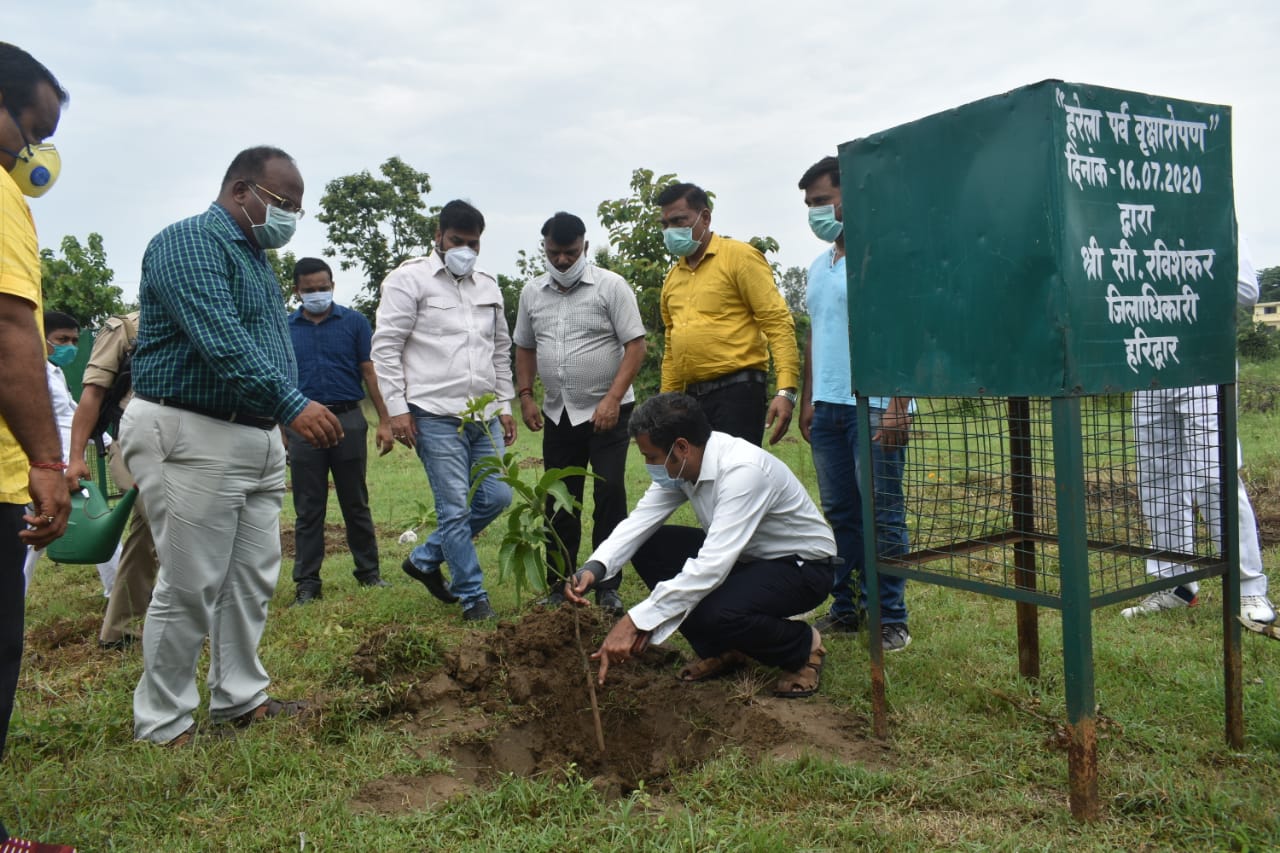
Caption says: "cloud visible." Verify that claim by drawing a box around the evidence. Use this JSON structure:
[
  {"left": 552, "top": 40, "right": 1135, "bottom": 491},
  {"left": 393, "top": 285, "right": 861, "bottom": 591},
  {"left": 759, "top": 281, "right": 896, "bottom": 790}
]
[{"left": 12, "top": 0, "right": 1280, "bottom": 302}]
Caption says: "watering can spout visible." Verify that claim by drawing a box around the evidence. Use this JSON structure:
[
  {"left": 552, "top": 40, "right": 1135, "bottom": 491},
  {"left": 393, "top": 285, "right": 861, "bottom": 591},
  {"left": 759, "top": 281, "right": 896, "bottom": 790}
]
[{"left": 45, "top": 480, "right": 138, "bottom": 565}]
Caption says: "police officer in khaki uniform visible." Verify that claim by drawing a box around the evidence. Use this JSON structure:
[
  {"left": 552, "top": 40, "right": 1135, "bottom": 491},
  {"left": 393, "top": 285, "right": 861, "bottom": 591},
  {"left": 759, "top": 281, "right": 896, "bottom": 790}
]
[{"left": 66, "top": 312, "right": 158, "bottom": 649}]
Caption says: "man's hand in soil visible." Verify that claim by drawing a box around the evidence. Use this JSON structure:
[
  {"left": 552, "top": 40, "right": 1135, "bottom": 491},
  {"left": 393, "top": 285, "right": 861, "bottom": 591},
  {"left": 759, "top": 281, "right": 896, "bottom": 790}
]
[
  {"left": 591, "top": 614, "right": 651, "bottom": 685},
  {"left": 563, "top": 560, "right": 605, "bottom": 607}
]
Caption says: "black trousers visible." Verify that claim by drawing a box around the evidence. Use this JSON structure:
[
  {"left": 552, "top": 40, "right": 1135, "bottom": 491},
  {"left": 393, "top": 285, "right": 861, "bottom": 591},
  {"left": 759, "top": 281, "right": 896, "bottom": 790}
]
[
  {"left": 690, "top": 380, "right": 767, "bottom": 446},
  {"left": 1, "top": 503, "right": 28, "bottom": 841},
  {"left": 630, "top": 525, "right": 830, "bottom": 672},
  {"left": 542, "top": 404, "right": 632, "bottom": 591},
  {"left": 288, "top": 406, "right": 380, "bottom": 592}
]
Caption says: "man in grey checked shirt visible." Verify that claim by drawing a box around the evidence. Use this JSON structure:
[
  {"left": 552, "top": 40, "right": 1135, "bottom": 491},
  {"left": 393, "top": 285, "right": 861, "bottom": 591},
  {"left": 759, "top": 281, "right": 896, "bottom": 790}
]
[
  {"left": 123, "top": 146, "right": 340, "bottom": 746},
  {"left": 514, "top": 212, "right": 646, "bottom": 614}
]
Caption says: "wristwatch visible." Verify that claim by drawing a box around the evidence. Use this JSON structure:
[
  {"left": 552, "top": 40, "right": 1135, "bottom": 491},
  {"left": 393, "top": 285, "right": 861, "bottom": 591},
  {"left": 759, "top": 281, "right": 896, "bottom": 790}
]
[{"left": 775, "top": 389, "right": 798, "bottom": 405}]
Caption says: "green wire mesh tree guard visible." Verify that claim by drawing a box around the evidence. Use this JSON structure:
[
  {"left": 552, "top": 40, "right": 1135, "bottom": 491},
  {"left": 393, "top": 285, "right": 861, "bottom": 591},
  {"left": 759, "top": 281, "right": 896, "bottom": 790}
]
[{"left": 839, "top": 81, "right": 1244, "bottom": 820}]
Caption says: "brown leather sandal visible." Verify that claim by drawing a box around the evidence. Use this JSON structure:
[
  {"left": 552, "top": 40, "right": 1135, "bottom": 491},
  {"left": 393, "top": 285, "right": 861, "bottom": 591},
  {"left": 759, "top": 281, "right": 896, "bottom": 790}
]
[
  {"left": 773, "top": 647, "right": 826, "bottom": 698},
  {"left": 678, "top": 650, "right": 748, "bottom": 682},
  {"left": 227, "top": 697, "right": 309, "bottom": 728},
  {"left": 164, "top": 725, "right": 196, "bottom": 748}
]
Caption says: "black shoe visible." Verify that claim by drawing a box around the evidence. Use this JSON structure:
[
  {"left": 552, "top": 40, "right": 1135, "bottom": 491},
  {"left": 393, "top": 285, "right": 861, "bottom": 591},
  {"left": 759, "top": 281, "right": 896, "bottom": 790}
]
[
  {"left": 595, "top": 588, "right": 624, "bottom": 616},
  {"left": 358, "top": 577, "right": 392, "bottom": 588},
  {"left": 291, "top": 587, "right": 322, "bottom": 607},
  {"left": 98, "top": 634, "right": 140, "bottom": 650},
  {"left": 401, "top": 558, "right": 459, "bottom": 604},
  {"left": 813, "top": 611, "right": 860, "bottom": 634},
  {"left": 463, "top": 599, "right": 497, "bottom": 622}
]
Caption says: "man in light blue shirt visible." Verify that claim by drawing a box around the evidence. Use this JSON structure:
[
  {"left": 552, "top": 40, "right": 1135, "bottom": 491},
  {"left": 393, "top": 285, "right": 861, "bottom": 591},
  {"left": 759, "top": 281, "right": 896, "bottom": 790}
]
[{"left": 798, "top": 155, "right": 913, "bottom": 652}]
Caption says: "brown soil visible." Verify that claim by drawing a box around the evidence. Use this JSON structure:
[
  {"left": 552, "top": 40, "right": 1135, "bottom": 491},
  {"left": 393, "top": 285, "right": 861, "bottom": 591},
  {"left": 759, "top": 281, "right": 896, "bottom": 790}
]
[
  {"left": 349, "top": 606, "right": 890, "bottom": 815},
  {"left": 279, "top": 523, "right": 353, "bottom": 558},
  {"left": 1249, "top": 482, "right": 1280, "bottom": 547}
]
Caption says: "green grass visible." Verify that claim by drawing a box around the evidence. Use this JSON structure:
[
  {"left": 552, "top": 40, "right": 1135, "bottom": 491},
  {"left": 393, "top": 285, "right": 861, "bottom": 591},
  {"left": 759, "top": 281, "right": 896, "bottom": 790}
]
[{"left": 10, "top": 362, "right": 1280, "bottom": 851}]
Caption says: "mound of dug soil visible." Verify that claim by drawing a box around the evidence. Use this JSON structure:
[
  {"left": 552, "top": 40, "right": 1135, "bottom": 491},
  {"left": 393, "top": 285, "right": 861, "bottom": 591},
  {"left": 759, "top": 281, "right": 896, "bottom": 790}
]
[{"left": 350, "top": 606, "right": 889, "bottom": 814}]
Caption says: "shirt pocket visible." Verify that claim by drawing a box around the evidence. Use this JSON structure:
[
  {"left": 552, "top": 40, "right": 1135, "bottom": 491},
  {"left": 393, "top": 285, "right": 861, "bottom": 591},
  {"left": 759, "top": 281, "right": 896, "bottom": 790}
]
[
  {"left": 472, "top": 302, "right": 500, "bottom": 337},
  {"left": 692, "top": 284, "right": 734, "bottom": 318},
  {"left": 424, "top": 297, "right": 466, "bottom": 337}
]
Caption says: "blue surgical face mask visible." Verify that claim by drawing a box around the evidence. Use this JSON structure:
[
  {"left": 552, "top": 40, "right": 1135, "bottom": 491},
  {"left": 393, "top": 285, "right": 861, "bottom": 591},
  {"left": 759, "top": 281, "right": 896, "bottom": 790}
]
[
  {"left": 645, "top": 444, "right": 687, "bottom": 491},
  {"left": 243, "top": 185, "right": 299, "bottom": 249},
  {"left": 300, "top": 291, "right": 333, "bottom": 314},
  {"left": 808, "top": 204, "right": 844, "bottom": 243},
  {"left": 47, "top": 343, "right": 77, "bottom": 368},
  {"left": 663, "top": 211, "right": 705, "bottom": 258}
]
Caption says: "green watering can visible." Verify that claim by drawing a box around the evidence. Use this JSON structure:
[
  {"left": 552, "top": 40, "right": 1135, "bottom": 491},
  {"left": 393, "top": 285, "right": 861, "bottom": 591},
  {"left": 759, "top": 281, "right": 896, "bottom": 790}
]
[{"left": 46, "top": 479, "right": 138, "bottom": 565}]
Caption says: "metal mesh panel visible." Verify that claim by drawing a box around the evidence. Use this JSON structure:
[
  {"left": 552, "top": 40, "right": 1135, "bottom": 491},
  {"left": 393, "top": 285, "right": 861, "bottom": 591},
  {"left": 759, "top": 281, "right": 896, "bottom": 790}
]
[
  {"left": 82, "top": 442, "right": 124, "bottom": 499},
  {"left": 877, "top": 388, "right": 1229, "bottom": 605}
]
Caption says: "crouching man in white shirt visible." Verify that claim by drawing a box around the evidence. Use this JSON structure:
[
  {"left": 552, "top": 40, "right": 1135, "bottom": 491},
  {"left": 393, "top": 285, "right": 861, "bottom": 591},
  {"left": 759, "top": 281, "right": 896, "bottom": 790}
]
[{"left": 565, "top": 392, "right": 837, "bottom": 698}]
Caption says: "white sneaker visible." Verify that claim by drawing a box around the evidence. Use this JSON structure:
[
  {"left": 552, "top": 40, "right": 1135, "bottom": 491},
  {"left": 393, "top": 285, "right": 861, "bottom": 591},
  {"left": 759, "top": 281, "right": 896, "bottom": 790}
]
[
  {"left": 1240, "top": 595, "right": 1276, "bottom": 624},
  {"left": 1121, "top": 586, "right": 1198, "bottom": 619}
]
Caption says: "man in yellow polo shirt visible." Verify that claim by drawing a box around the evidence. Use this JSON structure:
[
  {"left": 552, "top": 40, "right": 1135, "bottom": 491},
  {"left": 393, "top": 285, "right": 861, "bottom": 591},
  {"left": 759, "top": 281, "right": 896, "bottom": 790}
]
[
  {"left": 656, "top": 182, "right": 799, "bottom": 446},
  {"left": 0, "top": 41, "right": 78, "bottom": 853}
]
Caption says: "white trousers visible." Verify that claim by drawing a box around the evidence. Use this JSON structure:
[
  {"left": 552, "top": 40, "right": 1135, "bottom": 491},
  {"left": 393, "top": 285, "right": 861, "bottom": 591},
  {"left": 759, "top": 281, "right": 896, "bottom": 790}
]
[
  {"left": 1133, "top": 386, "right": 1268, "bottom": 597},
  {"left": 121, "top": 399, "right": 286, "bottom": 743},
  {"left": 23, "top": 542, "right": 120, "bottom": 597}
]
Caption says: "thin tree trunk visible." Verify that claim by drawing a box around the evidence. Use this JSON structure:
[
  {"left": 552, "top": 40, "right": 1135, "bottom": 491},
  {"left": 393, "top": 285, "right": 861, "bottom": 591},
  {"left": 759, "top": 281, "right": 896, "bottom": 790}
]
[{"left": 573, "top": 607, "right": 606, "bottom": 753}]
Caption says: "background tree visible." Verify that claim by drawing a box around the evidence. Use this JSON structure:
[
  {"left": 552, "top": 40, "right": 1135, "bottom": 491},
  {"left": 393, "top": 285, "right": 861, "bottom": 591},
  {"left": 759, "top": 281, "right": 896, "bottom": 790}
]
[
  {"left": 778, "top": 265, "right": 808, "bottom": 315},
  {"left": 495, "top": 247, "right": 547, "bottom": 334},
  {"left": 317, "top": 156, "right": 436, "bottom": 320},
  {"left": 1259, "top": 265, "right": 1280, "bottom": 303},
  {"left": 1238, "top": 265, "right": 1279, "bottom": 360},
  {"left": 267, "top": 249, "right": 297, "bottom": 307},
  {"left": 40, "top": 233, "right": 125, "bottom": 327},
  {"left": 595, "top": 168, "right": 679, "bottom": 335},
  {"left": 1237, "top": 321, "right": 1278, "bottom": 361}
]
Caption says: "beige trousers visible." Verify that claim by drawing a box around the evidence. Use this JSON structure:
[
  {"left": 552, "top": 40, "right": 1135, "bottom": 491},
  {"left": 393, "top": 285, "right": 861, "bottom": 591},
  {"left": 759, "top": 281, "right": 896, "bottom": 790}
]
[{"left": 122, "top": 399, "right": 286, "bottom": 744}]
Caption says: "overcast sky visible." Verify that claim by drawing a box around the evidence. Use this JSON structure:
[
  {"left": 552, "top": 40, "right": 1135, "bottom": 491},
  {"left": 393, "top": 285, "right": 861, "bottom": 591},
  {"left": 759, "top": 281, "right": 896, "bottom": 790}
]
[{"left": 10, "top": 1, "right": 1279, "bottom": 305}]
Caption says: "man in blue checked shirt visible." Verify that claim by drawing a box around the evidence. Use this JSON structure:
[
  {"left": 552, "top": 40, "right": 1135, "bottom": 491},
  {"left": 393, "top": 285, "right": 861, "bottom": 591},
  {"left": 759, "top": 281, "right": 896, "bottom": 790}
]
[
  {"left": 121, "top": 146, "right": 342, "bottom": 747},
  {"left": 286, "top": 257, "right": 394, "bottom": 606}
]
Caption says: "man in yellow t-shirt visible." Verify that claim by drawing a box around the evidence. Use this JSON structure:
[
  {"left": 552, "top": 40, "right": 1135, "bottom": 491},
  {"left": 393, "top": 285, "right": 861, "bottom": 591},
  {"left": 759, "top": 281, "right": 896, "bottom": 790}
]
[
  {"left": 656, "top": 182, "right": 800, "bottom": 447},
  {"left": 0, "top": 41, "right": 79, "bottom": 853}
]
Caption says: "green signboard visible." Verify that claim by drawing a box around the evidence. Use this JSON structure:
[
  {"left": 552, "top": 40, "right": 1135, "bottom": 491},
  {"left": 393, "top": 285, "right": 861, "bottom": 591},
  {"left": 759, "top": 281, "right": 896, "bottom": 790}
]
[{"left": 839, "top": 80, "right": 1237, "bottom": 397}]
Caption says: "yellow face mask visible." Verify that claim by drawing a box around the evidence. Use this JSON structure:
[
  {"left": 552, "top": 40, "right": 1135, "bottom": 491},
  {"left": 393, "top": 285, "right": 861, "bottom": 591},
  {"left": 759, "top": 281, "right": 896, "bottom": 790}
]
[{"left": 7, "top": 141, "right": 60, "bottom": 197}]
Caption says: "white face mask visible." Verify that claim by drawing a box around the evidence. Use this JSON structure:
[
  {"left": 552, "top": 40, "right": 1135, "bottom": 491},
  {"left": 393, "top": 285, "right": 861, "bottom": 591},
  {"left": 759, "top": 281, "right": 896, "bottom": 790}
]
[
  {"left": 547, "top": 254, "right": 587, "bottom": 288},
  {"left": 441, "top": 246, "right": 478, "bottom": 278}
]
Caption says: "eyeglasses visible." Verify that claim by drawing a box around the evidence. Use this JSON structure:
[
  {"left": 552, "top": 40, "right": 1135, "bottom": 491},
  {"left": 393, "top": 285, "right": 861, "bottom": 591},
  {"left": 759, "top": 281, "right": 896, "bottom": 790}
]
[{"left": 253, "top": 183, "right": 305, "bottom": 218}]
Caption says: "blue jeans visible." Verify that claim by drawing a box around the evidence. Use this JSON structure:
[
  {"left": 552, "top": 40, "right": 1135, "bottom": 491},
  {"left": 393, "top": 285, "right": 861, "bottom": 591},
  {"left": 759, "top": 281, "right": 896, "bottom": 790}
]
[
  {"left": 407, "top": 412, "right": 512, "bottom": 607},
  {"left": 809, "top": 402, "right": 909, "bottom": 624}
]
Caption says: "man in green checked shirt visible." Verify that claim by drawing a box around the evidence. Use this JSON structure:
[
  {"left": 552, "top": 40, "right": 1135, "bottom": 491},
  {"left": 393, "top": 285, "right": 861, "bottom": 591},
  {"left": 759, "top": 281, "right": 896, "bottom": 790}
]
[{"left": 121, "top": 146, "right": 342, "bottom": 747}]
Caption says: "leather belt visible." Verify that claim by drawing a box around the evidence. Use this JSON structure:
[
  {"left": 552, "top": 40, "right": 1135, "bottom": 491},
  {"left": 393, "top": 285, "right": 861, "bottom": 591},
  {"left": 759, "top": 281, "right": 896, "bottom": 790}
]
[
  {"left": 321, "top": 401, "right": 360, "bottom": 415},
  {"left": 685, "top": 368, "right": 767, "bottom": 397},
  {"left": 134, "top": 394, "right": 277, "bottom": 430},
  {"left": 792, "top": 555, "right": 840, "bottom": 567}
]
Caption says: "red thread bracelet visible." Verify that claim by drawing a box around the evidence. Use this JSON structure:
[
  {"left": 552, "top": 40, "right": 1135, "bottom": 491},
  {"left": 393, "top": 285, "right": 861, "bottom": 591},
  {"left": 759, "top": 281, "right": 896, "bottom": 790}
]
[{"left": 30, "top": 461, "right": 69, "bottom": 471}]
